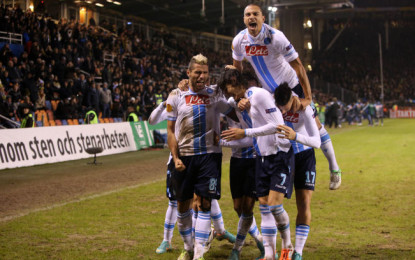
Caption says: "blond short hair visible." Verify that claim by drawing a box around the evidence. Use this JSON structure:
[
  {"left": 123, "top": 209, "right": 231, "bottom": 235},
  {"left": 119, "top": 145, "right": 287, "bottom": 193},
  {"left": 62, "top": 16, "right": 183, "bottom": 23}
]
[{"left": 188, "top": 54, "right": 208, "bottom": 71}]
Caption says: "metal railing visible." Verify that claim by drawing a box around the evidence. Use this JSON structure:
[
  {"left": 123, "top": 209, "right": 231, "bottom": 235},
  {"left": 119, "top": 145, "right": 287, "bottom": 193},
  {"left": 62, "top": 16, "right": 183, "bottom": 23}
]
[{"left": 0, "top": 31, "right": 22, "bottom": 44}]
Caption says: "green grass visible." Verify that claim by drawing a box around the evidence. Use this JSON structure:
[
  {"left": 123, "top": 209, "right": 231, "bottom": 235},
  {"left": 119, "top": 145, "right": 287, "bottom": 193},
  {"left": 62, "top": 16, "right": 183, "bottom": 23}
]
[{"left": 1, "top": 119, "right": 415, "bottom": 259}]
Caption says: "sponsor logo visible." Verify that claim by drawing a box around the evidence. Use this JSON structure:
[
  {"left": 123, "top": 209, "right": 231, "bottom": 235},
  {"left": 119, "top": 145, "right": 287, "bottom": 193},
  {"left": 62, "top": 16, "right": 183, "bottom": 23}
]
[
  {"left": 283, "top": 111, "right": 299, "bottom": 123},
  {"left": 166, "top": 104, "right": 173, "bottom": 112},
  {"left": 265, "top": 107, "right": 277, "bottom": 113},
  {"left": 245, "top": 45, "right": 268, "bottom": 56},
  {"left": 285, "top": 44, "right": 293, "bottom": 51},
  {"left": 274, "top": 184, "right": 287, "bottom": 190},
  {"left": 185, "top": 95, "right": 211, "bottom": 105}
]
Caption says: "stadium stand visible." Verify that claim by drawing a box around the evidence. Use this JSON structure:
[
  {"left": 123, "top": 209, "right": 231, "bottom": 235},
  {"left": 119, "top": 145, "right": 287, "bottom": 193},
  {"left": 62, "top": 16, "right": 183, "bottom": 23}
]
[{"left": 0, "top": 3, "right": 413, "bottom": 129}]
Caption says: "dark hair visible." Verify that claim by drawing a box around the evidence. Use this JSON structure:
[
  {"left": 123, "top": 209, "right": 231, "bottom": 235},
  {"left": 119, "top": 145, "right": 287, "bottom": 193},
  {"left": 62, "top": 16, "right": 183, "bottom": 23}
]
[
  {"left": 245, "top": 2, "right": 264, "bottom": 15},
  {"left": 217, "top": 68, "right": 244, "bottom": 96},
  {"left": 274, "top": 82, "right": 292, "bottom": 107},
  {"left": 217, "top": 68, "right": 260, "bottom": 97}
]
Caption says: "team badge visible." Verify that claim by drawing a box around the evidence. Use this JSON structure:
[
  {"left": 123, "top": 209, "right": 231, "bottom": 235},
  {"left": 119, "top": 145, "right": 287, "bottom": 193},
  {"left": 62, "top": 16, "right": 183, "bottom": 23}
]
[
  {"left": 247, "top": 90, "right": 253, "bottom": 97},
  {"left": 206, "top": 88, "right": 213, "bottom": 94},
  {"left": 166, "top": 104, "right": 173, "bottom": 112},
  {"left": 264, "top": 37, "right": 271, "bottom": 45}
]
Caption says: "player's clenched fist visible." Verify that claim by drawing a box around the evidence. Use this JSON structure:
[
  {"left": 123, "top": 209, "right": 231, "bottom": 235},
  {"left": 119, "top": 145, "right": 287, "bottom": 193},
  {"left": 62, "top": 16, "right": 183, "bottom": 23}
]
[{"left": 174, "top": 158, "right": 186, "bottom": 171}]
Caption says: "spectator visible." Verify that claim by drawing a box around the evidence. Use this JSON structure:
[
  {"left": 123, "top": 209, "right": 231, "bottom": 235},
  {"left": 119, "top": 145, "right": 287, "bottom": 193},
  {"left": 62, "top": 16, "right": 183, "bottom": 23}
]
[{"left": 99, "top": 82, "right": 112, "bottom": 118}]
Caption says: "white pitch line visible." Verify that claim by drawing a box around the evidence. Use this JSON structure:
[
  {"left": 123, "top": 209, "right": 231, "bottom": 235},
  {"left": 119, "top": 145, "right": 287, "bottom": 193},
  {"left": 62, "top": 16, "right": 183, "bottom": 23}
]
[{"left": 0, "top": 178, "right": 165, "bottom": 223}]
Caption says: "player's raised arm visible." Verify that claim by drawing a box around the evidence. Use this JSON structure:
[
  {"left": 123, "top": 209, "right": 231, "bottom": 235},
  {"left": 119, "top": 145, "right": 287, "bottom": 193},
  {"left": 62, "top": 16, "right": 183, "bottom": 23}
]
[{"left": 289, "top": 58, "right": 312, "bottom": 109}]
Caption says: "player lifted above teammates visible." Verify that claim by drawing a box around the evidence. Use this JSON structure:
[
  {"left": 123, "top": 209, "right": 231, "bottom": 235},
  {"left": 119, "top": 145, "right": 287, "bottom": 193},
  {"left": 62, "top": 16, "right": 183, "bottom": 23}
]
[{"left": 232, "top": 3, "right": 342, "bottom": 190}]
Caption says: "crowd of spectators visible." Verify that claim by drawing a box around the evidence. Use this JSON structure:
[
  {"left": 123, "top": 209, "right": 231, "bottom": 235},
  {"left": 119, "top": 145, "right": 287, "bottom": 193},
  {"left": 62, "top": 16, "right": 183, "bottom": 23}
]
[
  {"left": 2, "top": 5, "right": 412, "bottom": 129},
  {"left": 0, "top": 4, "right": 231, "bottom": 128},
  {"left": 312, "top": 14, "right": 415, "bottom": 104}
]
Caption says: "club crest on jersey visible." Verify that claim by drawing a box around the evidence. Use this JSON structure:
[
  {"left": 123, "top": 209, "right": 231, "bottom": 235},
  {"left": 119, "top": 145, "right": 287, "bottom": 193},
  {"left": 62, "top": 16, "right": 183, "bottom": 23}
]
[
  {"left": 283, "top": 111, "right": 299, "bottom": 123},
  {"left": 186, "top": 95, "right": 210, "bottom": 105},
  {"left": 264, "top": 37, "right": 271, "bottom": 45},
  {"left": 286, "top": 44, "right": 293, "bottom": 51},
  {"left": 265, "top": 107, "right": 277, "bottom": 113},
  {"left": 245, "top": 45, "right": 268, "bottom": 56},
  {"left": 247, "top": 90, "right": 253, "bottom": 97},
  {"left": 206, "top": 88, "right": 214, "bottom": 94}
]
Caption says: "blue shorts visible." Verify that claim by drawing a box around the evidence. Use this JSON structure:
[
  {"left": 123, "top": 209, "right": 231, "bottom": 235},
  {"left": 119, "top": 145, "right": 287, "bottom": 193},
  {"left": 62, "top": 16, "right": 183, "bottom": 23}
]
[
  {"left": 229, "top": 157, "right": 257, "bottom": 199},
  {"left": 171, "top": 153, "right": 222, "bottom": 202},
  {"left": 292, "top": 84, "right": 318, "bottom": 117},
  {"left": 255, "top": 148, "right": 295, "bottom": 199},
  {"left": 292, "top": 83, "right": 304, "bottom": 98},
  {"left": 166, "top": 159, "right": 176, "bottom": 200},
  {"left": 294, "top": 149, "right": 317, "bottom": 191}
]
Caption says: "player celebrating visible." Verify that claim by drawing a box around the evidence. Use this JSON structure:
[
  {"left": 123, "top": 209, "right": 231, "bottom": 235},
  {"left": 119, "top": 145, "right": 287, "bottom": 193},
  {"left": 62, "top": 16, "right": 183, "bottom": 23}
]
[
  {"left": 166, "top": 54, "right": 235, "bottom": 260},
  {"left": 220, "top": 68, "right": 294, "bottom": 260},
  {"left": 232, "top": 3, "right": 342, "bottom": 190},
  {"left": 275, "top": 83, "right": 321, "bottom": 260},
  {"left": 218, "top": 71, "right": 265, "bottom": 260}
]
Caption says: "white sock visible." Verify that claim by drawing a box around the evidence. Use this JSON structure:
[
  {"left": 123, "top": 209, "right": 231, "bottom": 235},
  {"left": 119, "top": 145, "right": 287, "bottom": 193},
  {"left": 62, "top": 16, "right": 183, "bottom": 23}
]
[
  {"left": 177, "top": 210, "right": 193, "bottom": 251},
  {"left": 269, "top": 204, "right": 292, "bottom": 249},
  {"left": 163, "top": 200, "right": 177, "bottom": 243},
  {"left": 234, "top": 213, "right": 253, "bottom": 251},
  {"left": 192, "top": 209, "right": 197, "bottom": 241},
  {"left": 210, "top": 199, "right": 226, "bottom": 234},
  {"left": 319, "top": 126, "right": 340, "bottom": 172},
  {"left": 260, "top": 204, "right": 277, "bottom": 259},
  {"left": 294, "top": 225, "right": 310, "bottom": 255},
  {"left": 194, "top": 211, "right": 211, "bottom": 259},
  {"left": 248, "top": 216, "right": 262, "bottom": 243}
]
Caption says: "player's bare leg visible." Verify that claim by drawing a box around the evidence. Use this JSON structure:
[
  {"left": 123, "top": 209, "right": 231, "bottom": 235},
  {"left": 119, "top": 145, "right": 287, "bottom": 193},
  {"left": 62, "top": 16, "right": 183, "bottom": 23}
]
[{"left": 315, "top": 117, "right": 342, "bottom": 190}]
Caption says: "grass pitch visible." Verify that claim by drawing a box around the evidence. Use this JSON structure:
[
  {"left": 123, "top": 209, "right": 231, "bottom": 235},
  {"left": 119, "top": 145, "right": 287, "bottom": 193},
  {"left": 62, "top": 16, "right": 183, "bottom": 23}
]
[{"left": 0, "top": 119, "right": 415, "bottom": 259}]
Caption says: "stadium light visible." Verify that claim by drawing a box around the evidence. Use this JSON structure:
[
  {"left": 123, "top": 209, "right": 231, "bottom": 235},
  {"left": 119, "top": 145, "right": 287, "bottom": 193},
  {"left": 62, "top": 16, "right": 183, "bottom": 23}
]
[
  {"left": 106, "top": 0, "right": 113, "bottom": 2},
  {"left": 95, "top": 3, "right": 104, "bottom": 7},
  {"left": 29, "top": 4, "right": 34, "bottom": 11},
  {"left": 307, "top": 42, "right": 312, "bottom": 50},
  {"left": 307, "top": 20, "right": 312, "bottom": 27},
  {"left": 268, "top": 6, "right": 278, "bottom": 13},
  {"left": 113, "top": 1, "right": 121, "bottom": 5}
]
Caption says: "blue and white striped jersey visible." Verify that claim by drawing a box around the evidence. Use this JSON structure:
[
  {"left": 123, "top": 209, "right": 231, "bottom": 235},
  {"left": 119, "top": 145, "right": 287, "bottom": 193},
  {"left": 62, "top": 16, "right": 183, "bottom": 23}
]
[
  {"left": 232, "top": 23, "right": 299, "bottom": 92},
  {"left": 224, "top": 108, "right": 256, "bottom": 159},
  {"left": 282, "top": 106, "right": 321, "bottom": 154},
  {"left": 166, "top": 86, "right": 232, "bottom": 156}
]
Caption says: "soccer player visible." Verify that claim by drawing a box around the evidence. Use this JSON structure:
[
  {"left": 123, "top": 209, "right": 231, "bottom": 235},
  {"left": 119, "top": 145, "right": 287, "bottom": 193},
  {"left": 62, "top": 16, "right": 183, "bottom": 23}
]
[
  {"left": 220, "top": 68, "right": 294, "bottom": 260},
  {"left": 148, "top": 101, "right": 178, "bottom": 254},
  {"left": 274, "top": 83, "right": 321, "bottom": 260},
  {"left": 166, "top": 54, "right": 236, "bottom": 260},
  {"left": 231, "top": 3, "right": 342, "bottom": 190},
  {"left": 151, "top": 95, "right": 235, "bottom": 256},
  {"left": 218, "top": 72, "right": 265, "bottom": 260}
]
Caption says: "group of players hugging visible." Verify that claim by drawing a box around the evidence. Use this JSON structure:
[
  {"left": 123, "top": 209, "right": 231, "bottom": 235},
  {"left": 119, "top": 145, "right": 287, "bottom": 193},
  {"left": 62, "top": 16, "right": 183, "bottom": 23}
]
[{"left": 148, "top": 4, "right": 342, "bottom": 260}]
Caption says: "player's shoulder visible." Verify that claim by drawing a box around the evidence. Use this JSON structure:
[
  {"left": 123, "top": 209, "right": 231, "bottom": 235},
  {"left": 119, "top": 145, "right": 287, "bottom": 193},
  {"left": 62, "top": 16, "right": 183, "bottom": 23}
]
[
  {"left": 233, "top": 29, "right": 248, "bottom": 42},
  {"left": 246, "top": 86, "right": 269, "bottom": 99},
  {"left": 167, "top": 88, "right": 183, "bottom": 99}
]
